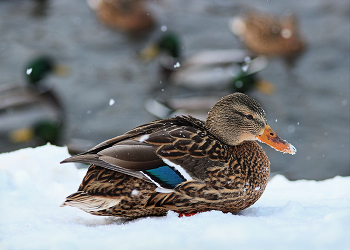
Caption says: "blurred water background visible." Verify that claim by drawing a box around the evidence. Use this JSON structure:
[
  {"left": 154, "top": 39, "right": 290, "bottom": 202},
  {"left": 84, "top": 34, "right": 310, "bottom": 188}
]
[{"left": 0, "top": 0, "right": 349, "bottom": 180}]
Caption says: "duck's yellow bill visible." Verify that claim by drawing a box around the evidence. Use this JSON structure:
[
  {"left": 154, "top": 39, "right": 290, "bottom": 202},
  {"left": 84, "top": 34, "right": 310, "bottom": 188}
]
[
  {"left": 139, "top": 44, "right": 160, "bottom": 61},
  {"left": 9, "top": 128, "right": 34, "bottom": 143},
  {"left": 53, "top": 64, "right": 70, "bottom": 77},
  {"left": 257, "top": 125, "right": 296, "bottom": 155}
]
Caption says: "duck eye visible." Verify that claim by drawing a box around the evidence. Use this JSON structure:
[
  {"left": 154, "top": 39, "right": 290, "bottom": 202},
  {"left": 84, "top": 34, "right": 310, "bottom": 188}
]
[{"left": 245, "top": 114, "right": 254, "bottom": 120}]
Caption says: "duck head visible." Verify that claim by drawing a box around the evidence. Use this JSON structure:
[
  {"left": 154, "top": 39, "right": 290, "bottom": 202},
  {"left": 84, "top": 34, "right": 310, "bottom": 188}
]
[
  {"left": 10, "top": 120, "right": 62, "bottom": 146},
  {"left": 140, "top": 32, "right": 181, "bottom": 60},
  {"left": 25, "top": 56, "right": 55, "bottom": 85},
  {"left": 205, "top": 93, "right": 296, "bottom": 154},
  {"left": 25, "top": 56, "right": 69, "bottom": 87}
]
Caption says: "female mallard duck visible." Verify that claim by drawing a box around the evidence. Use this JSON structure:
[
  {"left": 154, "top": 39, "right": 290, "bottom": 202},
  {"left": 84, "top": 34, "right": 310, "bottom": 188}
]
[
  {"left": 140, "top": 32, "right": 273, "bottom": 94},
  {"left": 61, "top": 93, "right": 296, "bottom": 218},
  {"left": 229, "top": 10, "right": 306, "bottom": 67},
  {"left": 87, "top": 0, "right": 156, "bottom": 35}
]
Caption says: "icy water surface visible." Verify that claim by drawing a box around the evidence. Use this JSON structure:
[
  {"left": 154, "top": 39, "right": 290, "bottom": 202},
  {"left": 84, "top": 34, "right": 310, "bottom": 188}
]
[{"left": 0, "top": 0, "right": 349, "bottom": 180}]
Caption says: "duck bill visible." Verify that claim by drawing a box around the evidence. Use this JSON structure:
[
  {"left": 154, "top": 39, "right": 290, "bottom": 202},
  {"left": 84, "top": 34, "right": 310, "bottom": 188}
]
[
  {"left": 139, "top": 44, "right": 160, "bottom": 61},
  {"left": 257, "top": 125, "right": 296, "bottom": 155},
  {"left": 10, "top": 128, "right": 34, "bottom": 143},
  {"left": 53, "top": 64, "right": 70, "bottom": 77}
]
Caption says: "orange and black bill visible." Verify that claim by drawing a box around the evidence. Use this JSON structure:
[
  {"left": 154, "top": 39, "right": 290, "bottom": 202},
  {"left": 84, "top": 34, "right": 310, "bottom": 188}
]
[{"left": 257, "top": 125, "right": 296, "bottom": 155}]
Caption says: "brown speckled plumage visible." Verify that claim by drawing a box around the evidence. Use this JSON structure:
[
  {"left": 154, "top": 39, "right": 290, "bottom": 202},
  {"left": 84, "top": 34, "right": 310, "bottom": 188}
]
[
  {"left": 230, "top": 11, "right": 306, "bottom": 66},
  {"left": 61, "top": 93, "right": 295, "bottom": 218},
  {"left": 89, "top": 0, "right": 155, "bottom": 34},
  {"left": 146, "top": 141, "right": 269, "bottom": 214}
]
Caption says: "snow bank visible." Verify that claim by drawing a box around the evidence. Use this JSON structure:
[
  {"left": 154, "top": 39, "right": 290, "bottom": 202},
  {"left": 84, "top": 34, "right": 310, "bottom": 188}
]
[{"left": 0, "top": 145, "right": 349, "bottom": 250}]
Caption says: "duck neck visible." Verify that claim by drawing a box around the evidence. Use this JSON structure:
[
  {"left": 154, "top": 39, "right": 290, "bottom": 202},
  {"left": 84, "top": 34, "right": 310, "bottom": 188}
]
[
  {"left": 204, "top": 116, "right": 242, "bottom": 146},
  {"left": 228, "top": 141, "right": 270, "bottom": 208},
  {"left": 229, "top": 141, "right": 270, "bottom": 186}
]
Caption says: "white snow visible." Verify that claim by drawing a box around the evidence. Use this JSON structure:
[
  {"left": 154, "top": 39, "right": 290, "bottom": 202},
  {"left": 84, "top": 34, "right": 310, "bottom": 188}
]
[
  {"left": 26, "top": 68, "right": 32, "bottom": 75},
  {"left": 138, "top": 134, "right": 150, "bottom": 142},
  {"left": 109, "top": 98, "right": 115, "bottom": 106},
  {"left": 0, "top": 144, "right": 349, "bottom": 250},
  {"left": 174, "top": 62, "right": 181, "bottom": 68}
]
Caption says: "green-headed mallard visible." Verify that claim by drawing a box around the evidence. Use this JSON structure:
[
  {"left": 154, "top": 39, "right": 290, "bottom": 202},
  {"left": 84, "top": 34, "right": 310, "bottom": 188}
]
[
  {"left": 87, "top": 0, "right": 156, "bottom": 35},
  {"left": 140, "top": 32, "right": 273, "bottom": 94},
  {"left": 0, "top": 55, "right": 66, "bottom": 112},
  {"left": 0, "top": 56, "right": 67, "bottom": 152},
  {"left": 8, "top": 120, "right": 63, "bottom": 146},
  {"left": 229, "top": 10, "right": 306, "bottom": 67},
  {"left": 61, "top": 93, "right": 296, "bottom": 218}
]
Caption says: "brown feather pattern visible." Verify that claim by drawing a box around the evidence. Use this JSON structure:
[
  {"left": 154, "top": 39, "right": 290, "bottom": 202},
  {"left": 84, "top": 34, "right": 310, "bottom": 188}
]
[
  {"left": 60, "top": 93, "right": 290, "bottom": 218},
  {"left": 62, "top": 116, "right": 269, "bottom": 217}
]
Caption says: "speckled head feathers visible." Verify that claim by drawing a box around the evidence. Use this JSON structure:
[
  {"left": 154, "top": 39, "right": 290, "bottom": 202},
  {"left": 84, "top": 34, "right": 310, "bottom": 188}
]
[{"left": 205, "top": 93, "right": 267, "bottom": 145}]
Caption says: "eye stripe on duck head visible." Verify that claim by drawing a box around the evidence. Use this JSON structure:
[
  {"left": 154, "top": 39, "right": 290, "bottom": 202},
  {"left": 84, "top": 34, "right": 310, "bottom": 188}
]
[{"left": 231, "top": 109, "right": 266, "bottom": 127}]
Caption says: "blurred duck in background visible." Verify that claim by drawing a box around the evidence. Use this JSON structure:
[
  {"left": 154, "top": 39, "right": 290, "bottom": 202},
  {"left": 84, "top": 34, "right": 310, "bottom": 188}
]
[
  {"left": 87, "top": 0, "right": 156, "bottom": 35},
  {"left": 0, "top": 56, "right": 67, "bottom": 114},
  {"left": 144, "top": 94, "right": 222, "bottom": 121},
  {"left": 140, "top": 32, "right": 273, "bottom": 93},
  {"left": 229, "top": 10, "right": 307, "bottom": 69},
  {"left": 0, "top": 56, "right": 68, "bottom": 153},
  {"left": 140, "top": 32, "right": 275, "bottom": 120}
]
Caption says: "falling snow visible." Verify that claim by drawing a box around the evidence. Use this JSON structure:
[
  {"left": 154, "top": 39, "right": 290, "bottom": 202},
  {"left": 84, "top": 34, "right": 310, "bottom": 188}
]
[
  {"left": 26, "top": 68, "right": 33, "bottom": 75},
  {"left": 241, "top": 64, "right": 249, "bottom": 72},
  {"left": 174, "top": 62, "right": 181, "bottom": 68},
  {"left": 109, "top": 98, "right": 115, "bottom": 106},
  {"left": 131, "top": 189, "right": 140, "bottom": 196},
  {"left": 138, "top": 134, "right": 150, "bottom": 142}
]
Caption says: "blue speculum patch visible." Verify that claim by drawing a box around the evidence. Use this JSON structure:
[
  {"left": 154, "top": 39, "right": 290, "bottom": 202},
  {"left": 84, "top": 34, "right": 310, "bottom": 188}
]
[{"left": 143, "top": 166, "right": 185, "bottom": 189}]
